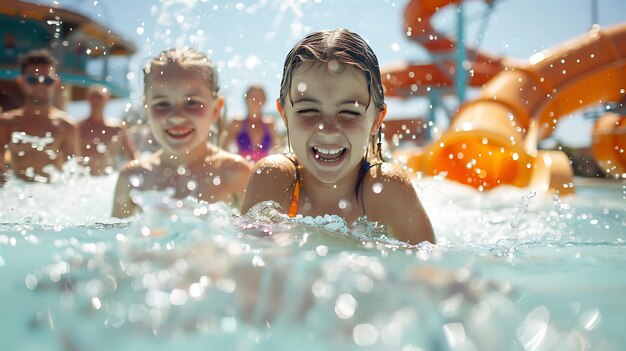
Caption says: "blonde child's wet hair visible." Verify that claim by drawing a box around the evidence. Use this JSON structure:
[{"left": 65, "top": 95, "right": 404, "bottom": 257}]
[{"left": 142, "top": 47, "right": 219, "bottom": 95}]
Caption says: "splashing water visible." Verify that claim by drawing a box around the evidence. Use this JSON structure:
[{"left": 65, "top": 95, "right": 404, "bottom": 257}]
[{"left": 1, "top": 171, "right": 625, "bottom": 350}]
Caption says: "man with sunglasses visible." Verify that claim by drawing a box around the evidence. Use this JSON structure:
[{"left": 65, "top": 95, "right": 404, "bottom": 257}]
[{"left": 0, "top": 49, "right": 79, "bottom": 184}]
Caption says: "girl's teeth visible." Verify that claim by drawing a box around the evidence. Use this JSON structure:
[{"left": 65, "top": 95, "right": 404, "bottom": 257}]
[
  {"left": 313, "top": 146, "right": 346, "bottom": 161},
  {"left": 168, "top": 128, "right": 192, "bottom": 136},
  {"left": 315, "top": 147, "right": 344, "bottom": 155}
]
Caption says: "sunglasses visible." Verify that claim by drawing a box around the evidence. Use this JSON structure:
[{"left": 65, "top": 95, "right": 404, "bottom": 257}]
[{"left": 24, "top": 75, "right": 57, "bottom": 86}]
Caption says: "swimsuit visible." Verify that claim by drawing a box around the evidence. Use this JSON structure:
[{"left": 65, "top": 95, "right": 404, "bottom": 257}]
[
  {"left": 236, "top": 118, "right": 273, "bottom": 162},
  {"left": 286, "top": 155, "right": 381, "bottom": 218}
]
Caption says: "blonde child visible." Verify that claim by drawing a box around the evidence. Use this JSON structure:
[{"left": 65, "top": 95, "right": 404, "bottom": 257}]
[
  {"left": 112, "top": 47, "right": 252, "bottom": 218},
  {"left": 241, "top": 29, "right": 434, "bottom": 245}
]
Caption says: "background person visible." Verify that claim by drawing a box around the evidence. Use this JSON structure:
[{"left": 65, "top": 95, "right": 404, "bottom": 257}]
[
  {"left": 77, "top": 84, "right": 138, "bottom": 175},
  {"left": 0, "top": 49, "right": 78, "bottom": 184},
  {"left": 220, "top": 84, "right": 281, "bottom": 162}
]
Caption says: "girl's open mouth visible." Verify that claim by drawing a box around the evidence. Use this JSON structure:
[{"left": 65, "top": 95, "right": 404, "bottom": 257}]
[
  {"left": 312, "top": 146, "right": 347, "bottom": 162},
  {"left": 166, "top": 127, "right": 194, "bottom": 139}
]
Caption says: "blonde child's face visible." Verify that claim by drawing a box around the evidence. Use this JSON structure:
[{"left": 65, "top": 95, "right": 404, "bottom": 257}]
[
  {"left": 281, "top": 61, "right": 381, "bottom": 183},
  {"left": 145, "top": 63, "right": 222, "bottom": 154}
]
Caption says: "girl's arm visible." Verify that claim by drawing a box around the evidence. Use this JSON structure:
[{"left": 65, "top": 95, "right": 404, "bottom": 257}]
[
  {"left": 225, "top": 156, "right": 253, "bottom": 209},
  {"left": 364, "top": 163, "right": 435, "bottom": 245},
  {"left": 111, "top": 166, "right": 139, "bottom": 218},
  {"left": 219, "top": 120, "right": 239, "bottom": 151},
  {"left": 119, "top": 126, "right": 139, "bottom": 161}
]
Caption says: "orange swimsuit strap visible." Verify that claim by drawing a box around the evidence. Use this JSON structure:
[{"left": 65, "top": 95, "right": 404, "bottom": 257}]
[
  {"left": 284, "top": 154, "right": 301, "bottom": 218},
  {"left": 288, "top": 178, "right": 300, "bottom": 217},
  {"left": 285, "top": 156, "right": 382, "bottom": 218}
]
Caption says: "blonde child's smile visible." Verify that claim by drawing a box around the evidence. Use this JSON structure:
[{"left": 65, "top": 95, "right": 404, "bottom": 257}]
[{"left": 165, "top": 125, "right": 194, "bottom": 140}]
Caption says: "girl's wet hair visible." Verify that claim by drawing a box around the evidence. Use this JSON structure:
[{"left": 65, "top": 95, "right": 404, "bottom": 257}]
[
  {"left": 143, "top": 47, "right": 219, "bottom": 95},
  {"left": 278, "top": 28, "right": 385, "bottom": 112}
]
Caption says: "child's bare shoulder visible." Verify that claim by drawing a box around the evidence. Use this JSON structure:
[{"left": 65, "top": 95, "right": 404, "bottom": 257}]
[
  {"left": 249, "top": 154, "right": 296, "bottom": 185},
  {"left": 363, "top": 161, "right": 414, "bottom": 194},
  {"left": 369, "top": 161, "right": 408, "bottom": 179},
  {"left": 118, "top": 155, "right": 157, "bottom": 178},
  {"left": 211, "top": 148, "right": 253, "bottom": 170}
]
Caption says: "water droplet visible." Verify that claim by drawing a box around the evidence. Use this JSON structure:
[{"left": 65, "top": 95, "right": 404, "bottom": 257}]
[
  {"left": 372, "top": 183, "right": 383, "bottom": 194},
  {"left": 213, "top": 176, "right": 221, "bottom": 186},
  {"left": 130, "top": 176, "right": 142, "bottom": 187},
  {"left": 91, "top": 297, "right": 102, "bottom": 310},
  {"left": 353, "top": 323, "right": 378, "bottom": 346},
  {"left": 25, "top": 274, "right": 38, "bottom": 290},
  {"left": 297, "top": 82, "right": 307, "bottom": 93},
  {"left": 170, "top": 289, "right": 188, "bottom": 306},
  {"left": 315, "top": 245, "right": 328, "bottom": 256},
  {"left": 335, "top": 293, "right": 357, "bottom": 319},
  {"left": 327, "top": 59, "right": 340, "bottom": 73}
]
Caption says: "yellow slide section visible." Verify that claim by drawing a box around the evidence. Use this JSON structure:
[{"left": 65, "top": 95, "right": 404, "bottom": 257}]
[{"left": 403, "top": 23, "right": 626, "bottom": 194}]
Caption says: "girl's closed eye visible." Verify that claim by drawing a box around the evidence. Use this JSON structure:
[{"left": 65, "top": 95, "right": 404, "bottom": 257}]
[
  {"left": 295, "top": 108, "right": 322, "bottom": 117},
  {"left": 185, "top": 98, "right": 205, "bottom": 110},
  {"left": 338, "top": 109, "right": 364, "bottom": 118},
  {"left": 151, "top": 100, "right": 172, "bottom": 111}
]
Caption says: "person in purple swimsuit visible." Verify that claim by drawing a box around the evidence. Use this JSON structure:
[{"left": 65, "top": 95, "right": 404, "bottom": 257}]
[{"left": 220, "top": 85, "right": 280, "bottom": 162}]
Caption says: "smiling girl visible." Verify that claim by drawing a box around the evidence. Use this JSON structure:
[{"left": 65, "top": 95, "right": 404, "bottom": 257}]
[
  {"left": 112, "top": 47, "right": 252, "bottom": 218},
  {"left": 241, "top": 29, "right": 434, "bottom": 245}
]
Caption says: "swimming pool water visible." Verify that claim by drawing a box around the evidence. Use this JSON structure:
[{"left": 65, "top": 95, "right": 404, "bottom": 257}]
[{"left": 0, "top": 174, "right": 625, "bottom": 350}]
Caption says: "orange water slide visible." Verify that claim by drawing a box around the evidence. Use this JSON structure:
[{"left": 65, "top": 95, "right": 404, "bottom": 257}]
[
  {"left": 382, "top": 0, "right": 509, "bottom": 97},
  {"left": 403, "top": 23, "right": 626, "bottom": 193},
  {"left": 592, "top": 112, "right": 626, "bottom": 177}
]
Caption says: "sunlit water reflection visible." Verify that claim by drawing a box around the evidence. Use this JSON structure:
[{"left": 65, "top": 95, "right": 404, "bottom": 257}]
[{"left": 1, "top": 172, "right": 625, "bottom": 351}]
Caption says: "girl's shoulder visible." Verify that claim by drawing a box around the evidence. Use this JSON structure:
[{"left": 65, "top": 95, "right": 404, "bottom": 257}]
[
  {"left": 248, "top": 154, "right": 297, "bottom": 190},
  {"left": 241, "top": 154, "right": 297, "bottom": 214},
  {"left": 361, "top": 160, "right": 414, "bottom": 197},
  {"left": 119, "top": 153, "right": 159, "bottom": 176},
  {"left": 254, "top": 154, "right": 297, "bottom": 174},
  {"left": 365, "top": 160, "right": 408, "bottom": 181},
  {"left": 210, "top": 145, "right": 252, "bottom": 167},
  {"left": 115, "top": 154, "right": 160, "bottom": 190}
]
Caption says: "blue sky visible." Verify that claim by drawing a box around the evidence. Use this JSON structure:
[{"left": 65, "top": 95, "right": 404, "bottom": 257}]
[{"left": 38, "top": 0, "right": 626, "bottom": 147}]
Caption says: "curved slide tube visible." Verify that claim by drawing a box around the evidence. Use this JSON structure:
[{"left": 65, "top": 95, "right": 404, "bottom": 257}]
[
  {"left": 382, "top": 0, "right": 510, "bottom": 97},
  {"left": 402, "top": 23, "right": 626, "bottom": 194},
  {"left": 592, "top": 112, "right": 626, "bottom": 178}
]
